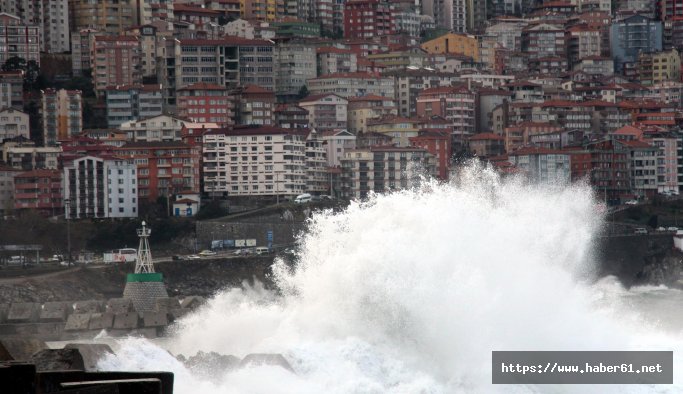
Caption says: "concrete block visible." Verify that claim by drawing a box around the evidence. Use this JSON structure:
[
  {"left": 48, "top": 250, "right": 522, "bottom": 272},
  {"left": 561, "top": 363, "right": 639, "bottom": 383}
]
[
  {"left": 142, "top": 312, "right": 168, "bottom": 328},
  {"left": 7, "top": 302, "right": 40, "bottom": 323},
  {"left": 31, "top": 348, "right": 85, "bottom": 371},
  {"left": 113, "top": 312, "right": 139, "bottom": 330},
  {"left": 155, "top": 297, "right": 180, "bottom": 312},
  {"left": 88, "top": 313, "right": 114, "bottom": 331},
  {"left": 107, "top": 298, "right": 134, "bottom": 314},
  {"left": 129, "top": 328, "right": 158, "bottom": 339},
  {"left": 64, "top": 344, "right": 114, "bottom": 371},
  {"left": 74, "top": 301, "right": 103, "bottom": 314},
  {"left": 180, "top": 296, "right": 205, "bottom": 310},
  {"left": 40, "top": 302, "right": 72, "bottom": 322},
  {"left": 0, "top": 338, "right": 47, "bottom": 361},
  {"left": 168, "top": 308, "right": 191, "bottom": 322},
  {"left": 65, "top": 313, "right": 92, "bottom": 331}
]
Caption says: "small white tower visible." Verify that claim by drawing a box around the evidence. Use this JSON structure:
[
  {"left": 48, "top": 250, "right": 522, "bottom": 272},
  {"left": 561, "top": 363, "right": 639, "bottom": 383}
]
[
  {"left": 135, "top": 221, "right": 154, "bottom": 273},
  {"left": 123, "top": 221, "right": 168, "bottom": 312}
]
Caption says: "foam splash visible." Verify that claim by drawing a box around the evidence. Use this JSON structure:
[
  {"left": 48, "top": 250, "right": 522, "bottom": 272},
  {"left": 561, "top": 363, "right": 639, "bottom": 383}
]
[{"left": 98, "top": 165, "right": 683, "bottom": 393}]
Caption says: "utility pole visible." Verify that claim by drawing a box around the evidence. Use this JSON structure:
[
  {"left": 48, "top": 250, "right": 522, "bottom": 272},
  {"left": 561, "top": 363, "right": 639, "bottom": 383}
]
[{"left": 65, "top": 198, "right": 72, "bottom": 267}]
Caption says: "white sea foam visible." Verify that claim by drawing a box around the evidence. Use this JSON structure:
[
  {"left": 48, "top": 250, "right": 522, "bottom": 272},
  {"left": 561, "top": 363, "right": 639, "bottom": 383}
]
[{"left": 97, "top": 164, "right": 683, "bottom": 393}]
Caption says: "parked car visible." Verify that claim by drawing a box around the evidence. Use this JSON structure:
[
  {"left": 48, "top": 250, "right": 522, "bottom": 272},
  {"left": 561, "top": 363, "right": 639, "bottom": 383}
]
[
  {"left": 233, "top": 249, "right": 251, "bottom": 255},
  {"left": 199, "top": 250, "right": 217, "bottom": 256},
  {"left": 187, "top": 255, "right": 201, "bottom": 260},
  {"left": 294, "top": 193, "right": 312, "bottom": 204},
  {"left": 634, "top": 228, "right": 648, "bottom": 235},
  {"left": 624, "top": 200, "right": 638, "bottom": 205},
  {"left": 657, "top": 227, "right": 667, "bottom": 232},
  {"left": 320, "top": 195, "right": 333, "bottom": 200},
  {"left": 667, "top": 226, "right": 679, "bottom": 232}
]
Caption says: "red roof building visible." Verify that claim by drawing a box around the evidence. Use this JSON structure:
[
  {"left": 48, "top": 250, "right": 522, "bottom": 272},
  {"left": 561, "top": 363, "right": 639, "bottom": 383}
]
[
  {"left": 177, "top": 82, "right": 234, "bottom": 126},
  {"left": 13, "top": 169, "right": 63, "bottom": 216}
]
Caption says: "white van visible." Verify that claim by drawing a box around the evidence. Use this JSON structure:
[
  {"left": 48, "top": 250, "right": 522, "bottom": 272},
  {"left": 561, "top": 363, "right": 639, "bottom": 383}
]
[
  {"left": 255, "top": 247, "right": 270, "bottom": 255},
  {"left": 294, "top": 193, "right": 312, "bottom": 204}
]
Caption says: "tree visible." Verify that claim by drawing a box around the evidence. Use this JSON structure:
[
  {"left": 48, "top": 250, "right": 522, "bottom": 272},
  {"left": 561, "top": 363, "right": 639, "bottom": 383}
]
[
  {"left": 2, "top": 56, "right": 26, "bottom": 72},
  {"left": 2, "top": 56, "right": 41, "bottom": 91},
  {"left": 297, "top": 85, "right": 309, "bottom": 99}
]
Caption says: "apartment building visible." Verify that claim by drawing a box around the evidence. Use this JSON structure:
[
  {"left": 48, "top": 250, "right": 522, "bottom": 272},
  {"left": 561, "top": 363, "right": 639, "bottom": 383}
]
[
  {"left": 234, "top": 84, "right": 276, "bottom": 126},
  {"left": 105, "top": 85, "right": 163, "bottom": 128},
  {"left": 2, "top": 145, "right": 62, "bottom": 170},
  {"left": 201, "top": 126, "right": 309, "bottom": 197},
  {"left": 0, "top": 13, "right": 40, "bottom": 66},
  {"left": 340, "top": 146, "right": 436, "bottom": 199},
  {"left": 275, "top": 104, "right": 309, "bottom": 129},
  {"left": 307, "top": 72, "right": 395, "bottom": 99},
  {"left": 69, "top": 0, "right": 138, "bottom": 35},
  {"left": 508, "top": 147, "right": 571, "bottom": 184},
  {"left": 71, "top": 28, "right": 98, "bottom": 76},
  {"left": 299, "top": 94, "right": 348, "bottom": 132},
  {"left": 415, "top": 86, "right": 476, "bottom": 140},
  {"left": 63, "top": 156, "right": 138, "bottom": 219},
  {"left": 383, "top": 68, "right": 461, "bottom": 118},
  {"left": 637, "top": 49, "right": 681, "bottom": 85},
  {"left": 344, "top": 0, "right": 396, "bottom": 39},
  {"left": 177, "top": 82, "right": 233, "bottom": 126},
  {"left": 274, "top": 41, "right": 317, "bottom": 99},
  {"left": 113, "top": 141, "right": 200, "bottom": 202},
  {"left": 316, "top": 47, "right": 358, "bottom": 75},
  {"left": 420, "top": 32, "right": 480, "bottom": 61},
  {"left": 93, "top": 36, "right": 142, "bottom": 96},
  {"left": 610, "top": 14, "right": 663, "bottom": 74},
  {"left": 347, "top": 95, "right": 397, "bottom": 134},
  {"left": 0, "top": 108, "right": 29, "bottom": 141},
  {"left": 42, "top": 89, "right": 82, "bottom": 146},
  {"left": 13, "top": 169, "right": 62, "bottom": 215},
  {"left": 120, "top": 114, "right": 188, "bottom": 142},
  {"left": 0, "top": 71, "right": 24, "bottom": 109},
  {"left": 0, "top": 164, "right": 20, "bottom": 216}
]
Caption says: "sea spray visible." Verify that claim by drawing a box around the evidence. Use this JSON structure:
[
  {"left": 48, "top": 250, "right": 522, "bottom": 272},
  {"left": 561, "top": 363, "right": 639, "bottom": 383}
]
[{"left": 98, "top": 165, "right": 682, "bottom": 393}]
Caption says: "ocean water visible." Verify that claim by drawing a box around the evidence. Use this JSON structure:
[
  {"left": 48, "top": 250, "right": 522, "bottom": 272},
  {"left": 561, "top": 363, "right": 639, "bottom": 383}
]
[{"left": 97, "top": 165, "right": 683, "bottom": 393}]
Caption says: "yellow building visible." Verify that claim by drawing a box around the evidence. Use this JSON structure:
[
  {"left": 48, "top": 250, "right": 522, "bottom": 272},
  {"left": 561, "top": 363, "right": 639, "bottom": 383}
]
[
  {"left": 241, "top": 0, "right": 284, "bottom": 21},
  {"left": 421, "top": 33, "right": 480, "bottom": 62},
  {"left": 637, "top": 49, "right": 681, "bottom": 86}
]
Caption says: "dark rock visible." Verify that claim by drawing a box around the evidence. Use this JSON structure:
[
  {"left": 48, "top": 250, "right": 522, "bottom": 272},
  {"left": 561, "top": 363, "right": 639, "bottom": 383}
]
[
  {"left": 64, "top": 344, "right": 114, "bottom": 371},
  {"left": 31, "top": 348, "right": 85, "bottom": 371},
  {"left": 181, "top": 351, "right": 241, "bottom": 382}
]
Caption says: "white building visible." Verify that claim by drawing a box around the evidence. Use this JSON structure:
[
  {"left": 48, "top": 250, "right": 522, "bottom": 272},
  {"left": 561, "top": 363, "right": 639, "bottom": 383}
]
[
  {"left": 508, "top": 147, "right": 571, "bottom": 184},
  {"left": 298, "top": 94, "right": 348, "bottom": 132},
  {"left": 202, "top": 125, "right": 309, "bottom": 197},
  {"left": 120, "top": 114, "right": 188, "bottom": 142},
  {"left": 63, "top": 156, "right": 138, "bottom": 219},
  {"left": 307, "top": 72, "right": 395, "bottom": 99},
  {"left": 0, "top": 108, "right": 29, "bottom": 140},
  {"left": 322, "top": 129, "right": 357, "bottom": 167},
  {"left": 223, "top": 19, "right": 255, "bottom": 38}
]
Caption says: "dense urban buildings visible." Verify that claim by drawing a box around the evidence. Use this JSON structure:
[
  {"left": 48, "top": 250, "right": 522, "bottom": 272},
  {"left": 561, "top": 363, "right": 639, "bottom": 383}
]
[{"left": 3, "top": 0, "right": 683, "bottom": 216}]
